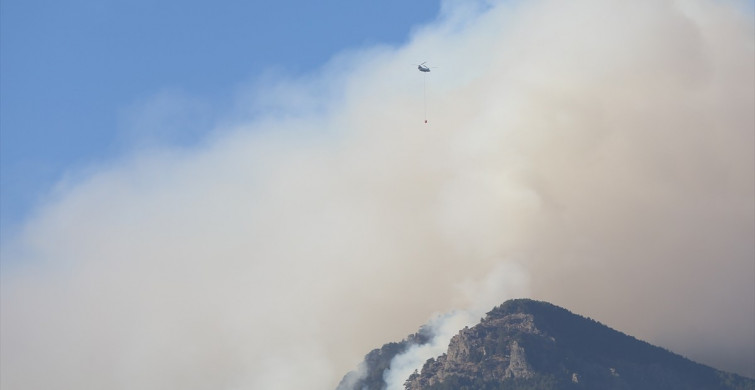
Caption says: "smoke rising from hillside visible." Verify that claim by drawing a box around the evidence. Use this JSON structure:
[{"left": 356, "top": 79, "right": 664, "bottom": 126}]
[
  {"left": 2, "top": 0, "right": 754, "bottom": 388},
  {"left": 380, "top": 262, "right": 530, "bottom": 390}
]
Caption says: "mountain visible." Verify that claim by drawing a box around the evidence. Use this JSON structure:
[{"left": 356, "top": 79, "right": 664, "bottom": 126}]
[{"left": 339, "top": 299, "right": 755, "bottom": 390}]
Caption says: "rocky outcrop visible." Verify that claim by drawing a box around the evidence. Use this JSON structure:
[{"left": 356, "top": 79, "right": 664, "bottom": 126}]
[
  {"left": 339, "top": 299, "right": 755, "bottom": 390},
  {"left": 401, "top": 299, "right": 755, "bottom": 390},
  {"left": 504, "top": 340, "right": 532, "bottom": 379},
  {"left": 403, "top": 313, "right": 542, "bottom": 390},
  {"left": 404, "top": 310, "right": 544, "bottom": 389}
]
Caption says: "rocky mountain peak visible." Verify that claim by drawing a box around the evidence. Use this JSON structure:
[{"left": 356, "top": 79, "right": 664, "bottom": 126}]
[{"left": 339, "top": 299, "right": 755, "bottom": 390}]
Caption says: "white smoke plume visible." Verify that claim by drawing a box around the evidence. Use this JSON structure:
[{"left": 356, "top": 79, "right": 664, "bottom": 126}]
[
  {"left": 382, "top": 311, "right": 478, "bottom": 390},
  {"left": 2, "top": 0, "right": 754, "bottom": 389},
  {"left": 382, "top": 262, "right": 530, "bottom": 390}
]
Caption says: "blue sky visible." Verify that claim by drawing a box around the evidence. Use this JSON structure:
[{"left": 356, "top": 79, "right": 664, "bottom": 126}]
[{"left": 0, "top": 0, "right": 442, "bottom": 235}]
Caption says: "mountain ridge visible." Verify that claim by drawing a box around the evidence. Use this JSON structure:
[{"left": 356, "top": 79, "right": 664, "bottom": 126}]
[{"left": 339, "top": 299, "right": 755, "bottom": 390}]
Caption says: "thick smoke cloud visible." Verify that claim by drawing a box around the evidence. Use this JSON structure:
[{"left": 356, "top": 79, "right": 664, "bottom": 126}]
[{"left": 2, "top": 0, "right": 753, "bottom": 388}]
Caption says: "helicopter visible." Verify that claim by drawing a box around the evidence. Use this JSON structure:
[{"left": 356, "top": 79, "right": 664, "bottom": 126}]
[
  {"left": 417, "top": 62, "right": 432, "bottom": 72},
  {"left": 415, "top": 62, "right": 436, "bottom": 123}
]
